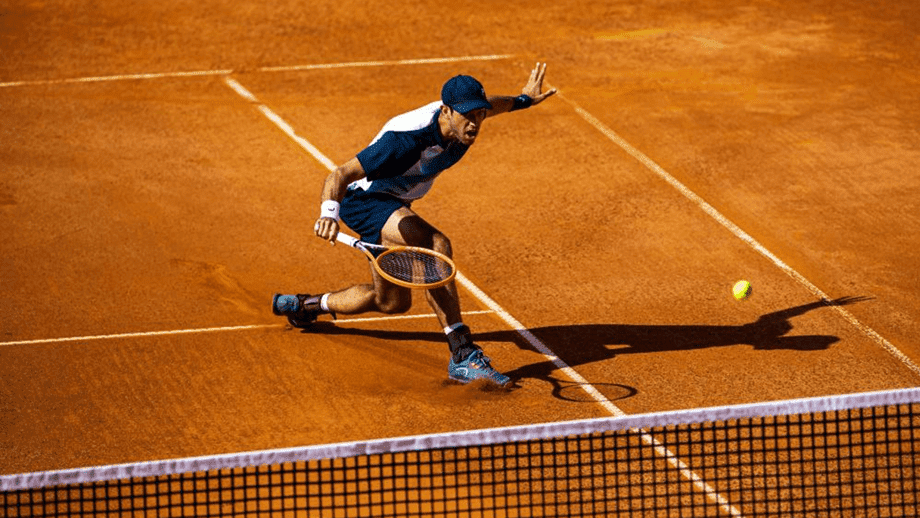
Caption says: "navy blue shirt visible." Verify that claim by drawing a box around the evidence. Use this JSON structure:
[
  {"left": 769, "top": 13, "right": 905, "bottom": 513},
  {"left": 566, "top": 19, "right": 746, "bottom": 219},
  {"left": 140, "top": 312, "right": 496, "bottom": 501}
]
[{"left": 351, "top": 101, "right": 469, "bottom": 201}]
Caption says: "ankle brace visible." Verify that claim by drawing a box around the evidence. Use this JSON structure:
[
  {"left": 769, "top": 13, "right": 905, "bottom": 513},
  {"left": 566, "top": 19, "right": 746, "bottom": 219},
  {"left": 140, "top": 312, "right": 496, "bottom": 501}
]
[
  {"left": 299, "top": 294, "right": 323, "bottom": 311},
  {"left": 299, "top": 294, "right": 335, "bottom": 319}
]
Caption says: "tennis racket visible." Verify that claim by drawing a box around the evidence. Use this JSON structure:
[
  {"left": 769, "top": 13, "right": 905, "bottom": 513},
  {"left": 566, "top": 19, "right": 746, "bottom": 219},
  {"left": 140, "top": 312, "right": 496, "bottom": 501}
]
[{"left": 335, "top": 232, "right": 457, "bottom": 289}]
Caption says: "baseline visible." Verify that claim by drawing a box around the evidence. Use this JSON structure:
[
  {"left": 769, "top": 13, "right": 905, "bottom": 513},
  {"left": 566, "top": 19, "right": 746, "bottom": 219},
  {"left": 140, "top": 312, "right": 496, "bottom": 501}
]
[{"left": 0, "top": 55, "right": 514, "bottom": 89}]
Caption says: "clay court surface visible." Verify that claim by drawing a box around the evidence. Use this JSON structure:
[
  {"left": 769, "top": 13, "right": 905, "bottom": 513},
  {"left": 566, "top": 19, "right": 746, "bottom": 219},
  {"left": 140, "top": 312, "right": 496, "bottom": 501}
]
[{"left": 2, "top": 0, "right": 919, "bottom": 477}]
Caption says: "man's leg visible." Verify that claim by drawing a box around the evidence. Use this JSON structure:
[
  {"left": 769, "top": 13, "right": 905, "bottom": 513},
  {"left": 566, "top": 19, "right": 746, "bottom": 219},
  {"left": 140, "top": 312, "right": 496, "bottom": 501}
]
[
  {"left": 322, "top": 268, "right": 411, "bottom": 316},
  {"left": 384, "top": 208, "right": 510, "bottom": 386},
  {"left": 272, "top": 259, "right": 410, "bottom": 326},
  {"left": 385, "top": 207, "right": 462, "bottom": 330},
  {"left": 273, "top": 195, "right": 413, "bottom": 324},
  {"left": 318, "top": 207, "right": 424, "bottom": 317},
  {"left": 275, "top": 208, "right": 437, "bottom": 324}
]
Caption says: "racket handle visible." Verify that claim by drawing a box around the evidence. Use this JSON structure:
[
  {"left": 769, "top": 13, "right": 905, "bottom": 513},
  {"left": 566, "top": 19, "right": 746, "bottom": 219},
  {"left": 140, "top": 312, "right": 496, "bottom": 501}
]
[{"left": 335, "top": 232, "right": 360, "bottom": 248}]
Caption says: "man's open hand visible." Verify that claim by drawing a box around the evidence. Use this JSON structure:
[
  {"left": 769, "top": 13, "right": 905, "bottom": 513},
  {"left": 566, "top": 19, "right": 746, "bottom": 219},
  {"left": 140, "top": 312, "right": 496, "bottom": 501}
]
[{"left": 522, "top": 62, "right": 558, "bottom": 105}]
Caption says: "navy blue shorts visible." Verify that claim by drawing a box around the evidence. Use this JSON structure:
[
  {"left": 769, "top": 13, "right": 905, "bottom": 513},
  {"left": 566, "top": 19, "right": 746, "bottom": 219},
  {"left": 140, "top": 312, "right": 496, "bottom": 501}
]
[{"left": 340, "top": 188, "right": 409, "bottom": 245}]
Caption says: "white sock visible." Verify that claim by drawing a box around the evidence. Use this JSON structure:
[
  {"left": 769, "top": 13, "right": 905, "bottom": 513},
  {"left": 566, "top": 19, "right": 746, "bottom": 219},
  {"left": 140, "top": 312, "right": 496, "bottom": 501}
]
[
  {"left": 320, "top": 293, "right": 331, "bottom": 312},
  {"left": 444, "top": 322, "right": 466, "bottom": 335}
]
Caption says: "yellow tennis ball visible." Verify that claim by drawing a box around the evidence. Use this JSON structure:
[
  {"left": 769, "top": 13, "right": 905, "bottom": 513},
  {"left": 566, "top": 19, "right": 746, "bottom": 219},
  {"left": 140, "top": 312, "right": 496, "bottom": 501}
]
[{"left": 732, "top": 280, "right": 752, "bottom": 300}]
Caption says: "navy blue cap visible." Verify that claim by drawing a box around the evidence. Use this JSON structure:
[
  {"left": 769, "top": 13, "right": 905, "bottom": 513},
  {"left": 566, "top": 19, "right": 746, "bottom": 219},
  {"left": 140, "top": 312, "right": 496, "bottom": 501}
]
[{"left": 441, "top": 75, "right": 492, "bottom": 114}]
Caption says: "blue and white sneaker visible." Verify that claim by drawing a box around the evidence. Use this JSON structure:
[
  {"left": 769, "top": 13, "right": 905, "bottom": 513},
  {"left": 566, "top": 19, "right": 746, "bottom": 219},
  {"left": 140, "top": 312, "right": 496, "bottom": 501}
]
[
  {"left": 272, "top": 293, "right": 328, "bottom": 328},
  {"left": 448, "top": 349, "right": 511, "bottom": 387}
]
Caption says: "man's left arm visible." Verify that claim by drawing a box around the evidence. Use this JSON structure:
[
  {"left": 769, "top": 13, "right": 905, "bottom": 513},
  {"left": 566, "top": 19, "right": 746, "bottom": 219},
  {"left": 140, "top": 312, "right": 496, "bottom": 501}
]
[{"left": 486, "top": 62, "right": 558, "bottom": 117}]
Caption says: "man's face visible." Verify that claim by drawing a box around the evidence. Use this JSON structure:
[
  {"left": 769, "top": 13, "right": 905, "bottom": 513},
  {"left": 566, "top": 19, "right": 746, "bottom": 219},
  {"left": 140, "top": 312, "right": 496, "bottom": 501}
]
[{"left": 446, "top": 107, "right": 487, "bottom": 146}]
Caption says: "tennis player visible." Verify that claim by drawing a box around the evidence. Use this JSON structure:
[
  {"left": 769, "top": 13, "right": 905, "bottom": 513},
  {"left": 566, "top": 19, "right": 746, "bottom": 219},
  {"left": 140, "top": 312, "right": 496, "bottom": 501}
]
[{"left": 274, "top": 63, "right": 557, "bottom": 387}]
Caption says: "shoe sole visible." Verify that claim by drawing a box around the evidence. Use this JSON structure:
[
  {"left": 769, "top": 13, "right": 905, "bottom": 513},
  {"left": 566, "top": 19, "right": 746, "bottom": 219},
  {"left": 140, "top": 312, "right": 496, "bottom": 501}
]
[
  {"left": 287, "top": 316, "right": 317, "bottom": 328},
  {"left": 448, "top": 373, "right": 510, "bottom": 388}
]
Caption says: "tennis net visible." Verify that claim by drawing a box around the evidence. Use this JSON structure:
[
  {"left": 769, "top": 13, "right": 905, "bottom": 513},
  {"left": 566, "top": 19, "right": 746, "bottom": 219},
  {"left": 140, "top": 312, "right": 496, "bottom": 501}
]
[{"left": 2, "top": 387, "right": 918, "bottom": 517}]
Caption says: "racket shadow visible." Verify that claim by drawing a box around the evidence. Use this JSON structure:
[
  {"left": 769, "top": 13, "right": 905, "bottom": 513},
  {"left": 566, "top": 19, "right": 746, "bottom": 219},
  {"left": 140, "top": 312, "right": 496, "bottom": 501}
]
[{"left": 307, "top": 296, "right": 870, "bottom": 401}]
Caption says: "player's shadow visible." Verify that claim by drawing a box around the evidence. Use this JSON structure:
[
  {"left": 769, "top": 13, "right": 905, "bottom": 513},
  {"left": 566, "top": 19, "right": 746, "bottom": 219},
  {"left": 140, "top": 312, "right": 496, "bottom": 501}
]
[{"left": 311, "top": 296, "right": 869, "bottom": 400}]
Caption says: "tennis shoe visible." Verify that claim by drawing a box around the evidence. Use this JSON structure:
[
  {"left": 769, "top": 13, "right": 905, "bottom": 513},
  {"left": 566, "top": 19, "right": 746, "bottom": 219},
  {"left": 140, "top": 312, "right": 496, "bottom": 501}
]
[
  {"left": 272, "top": 293, "right": 325, "bottom": 328},
  {"left": 448, "top": 349, "right": 511, "bottom": 387}
]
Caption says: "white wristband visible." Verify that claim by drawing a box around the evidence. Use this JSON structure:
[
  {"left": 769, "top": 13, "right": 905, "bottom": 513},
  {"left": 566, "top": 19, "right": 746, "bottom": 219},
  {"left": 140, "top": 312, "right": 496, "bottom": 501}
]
[{"left": 320, "top": 200, "right": 340, "bottom": 221}]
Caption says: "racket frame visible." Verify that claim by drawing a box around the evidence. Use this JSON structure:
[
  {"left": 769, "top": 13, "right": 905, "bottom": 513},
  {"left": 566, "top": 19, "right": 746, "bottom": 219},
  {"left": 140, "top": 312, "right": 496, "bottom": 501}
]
[{"left": 335, "top": 233, "right": 457, "bottom": 289}]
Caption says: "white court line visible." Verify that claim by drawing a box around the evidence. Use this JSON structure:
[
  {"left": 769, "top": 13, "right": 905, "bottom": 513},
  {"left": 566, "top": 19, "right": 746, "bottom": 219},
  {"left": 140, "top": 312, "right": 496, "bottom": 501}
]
[
  {"left": 0, "top": 311, "right": 495, "bottom": 347},
  {"left": 221, "top": 76, "right": 742, "bottom": 517},
  {"left": 0, "top": 54, "right": 513, "bottom": 89},
  {"left": 561, "top": 93, "right": 920, "bottom": 379},
  {"left": 0, "top": 324, "right": 280, "bottom": 347},
  {"left": 225, "top": 77, "right": 337, "bottom": 170},
  {"left": 330, "top": 309, "right": 494, "bottom": 324},
  {"left": 455, "top": 273, "right": 626, "bottom": 417},
  {"left": 257, "top": 55, "right": 514, "bottom": 73}
]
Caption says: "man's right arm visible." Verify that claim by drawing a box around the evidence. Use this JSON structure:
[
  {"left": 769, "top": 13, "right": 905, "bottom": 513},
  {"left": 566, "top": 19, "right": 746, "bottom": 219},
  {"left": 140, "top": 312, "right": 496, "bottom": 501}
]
[{"left": 314, "top": 157, "right": 366, "bottom": 244}]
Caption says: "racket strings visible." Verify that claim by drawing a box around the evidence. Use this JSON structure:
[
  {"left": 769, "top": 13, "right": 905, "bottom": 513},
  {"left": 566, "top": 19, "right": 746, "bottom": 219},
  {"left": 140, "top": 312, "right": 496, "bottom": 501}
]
[{"left": 377, "top": 249, "right": 454, "bottom": 285}]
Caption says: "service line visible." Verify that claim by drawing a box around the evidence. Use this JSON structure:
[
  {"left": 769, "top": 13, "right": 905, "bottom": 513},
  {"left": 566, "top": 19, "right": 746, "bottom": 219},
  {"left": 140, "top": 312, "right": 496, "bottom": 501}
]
[{"left": 0, "top": 311, "right": 495, "bottom": 347}]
